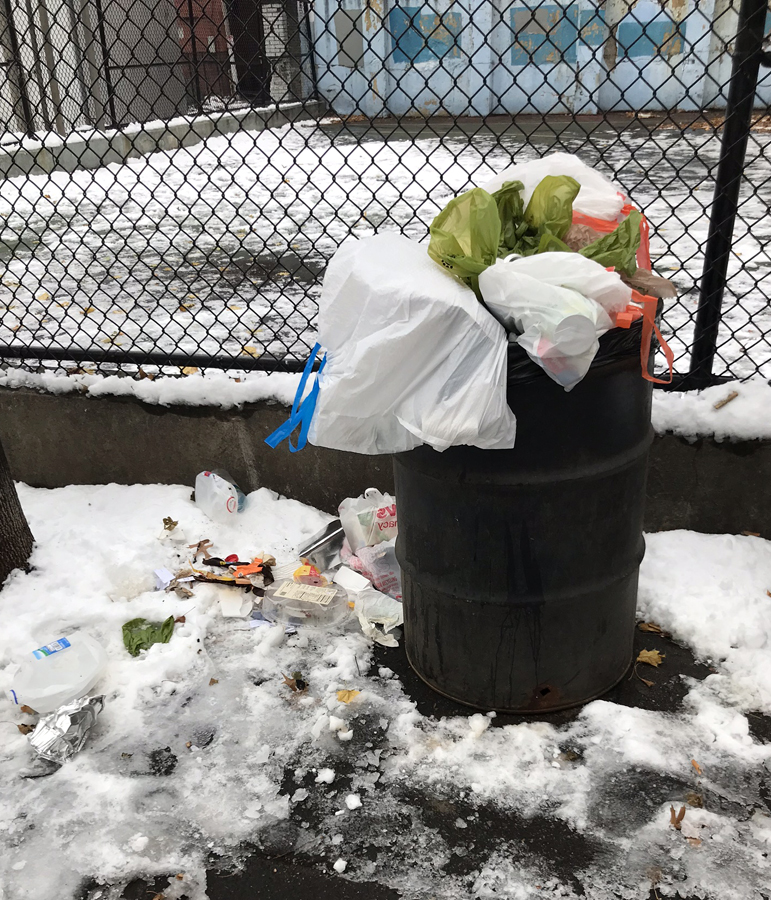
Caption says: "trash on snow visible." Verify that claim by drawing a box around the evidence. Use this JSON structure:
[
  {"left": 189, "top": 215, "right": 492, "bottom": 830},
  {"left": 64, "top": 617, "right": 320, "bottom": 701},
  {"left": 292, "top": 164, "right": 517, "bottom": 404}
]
[
  {"left": 28, "top": 695, "right": 105, "bottom": 764},
  {"left": 122, "top": 616, "right": 176, "bottom": 657},
  {"left": 194, "top": 470, "right": 246, "bottom": 521},
  {"left": 298, "top": 519, "right": 345, "bottom": 571}
]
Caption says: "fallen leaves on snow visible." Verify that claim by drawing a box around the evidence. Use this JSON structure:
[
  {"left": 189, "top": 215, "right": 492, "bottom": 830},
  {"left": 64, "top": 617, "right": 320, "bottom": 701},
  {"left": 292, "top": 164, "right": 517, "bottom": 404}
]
[
  {"left": 691, "top": 759, "right": 703, "bottom": 775},
  {"left": 337, "top": 690, "right": 361, "bottom": 704}
]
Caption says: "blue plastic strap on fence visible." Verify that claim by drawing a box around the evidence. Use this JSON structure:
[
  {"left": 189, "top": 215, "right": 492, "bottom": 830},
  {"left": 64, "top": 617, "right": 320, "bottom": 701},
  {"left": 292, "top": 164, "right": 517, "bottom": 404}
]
[{"left": 264, "top": 344, "right": 326, "bottom": 453}]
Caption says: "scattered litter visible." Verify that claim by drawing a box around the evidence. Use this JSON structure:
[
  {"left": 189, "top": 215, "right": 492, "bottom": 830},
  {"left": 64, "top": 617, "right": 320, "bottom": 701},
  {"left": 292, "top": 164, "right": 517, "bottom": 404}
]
[
  {"left": 713, "top": 390, "right": 739, "bottom": 410},
  {"left": 343, "top": 538, "right": 402, "bottom": 600},
  {"left": 315, "top": 768, "right": 336, "bottom": 784},
  {"left": 15, "top": 723, "right": 34, "bottom": 735},
  {"left": 154, "top": 567, "right": 175, "bottom": 591},
  {"left": 209, "top": 678, "right": 219, "bottom": 686},
  {"left": 333, "top": 859, "right": 347, "bottom": 873},
  {"left": 339, "top": 489, "right": 398, "bottom": 553},
  {"left": 122, "top": 616, "right": 175, "bottom": 657},
  {"left": 334, "top": 566, "right": 372, "bottom": 593},
  {"left": 8, "top": 632, "right": 108, "bottom": 714},
  {"left": 691, "top": 759, "right": 703, "bottom": 775},
  {"left": 353, "top": 588, "right": 404, "bottom": 648},
  {"left": 194, "top": 470, "right": 246, "bottom": 521},
  {"left": 742, "top": 530, "right": 761, "bottom": 537},
  {"left": 292, "top": 563, "right": 327, "bottom": 586},
  {"left": 263, "top": 580, "right": 349, "bottom": 627},
  {"left": 28, "top": 695, "right": 104, "bottom": 764},
  {"left": 298, "top": 519, "right": 345, "bottom": 571},
  {"left": 187, "top": 539, "right": 213, "bottom": 560},
  {"left": 336, "top": 690, "right": 360, "bottom": 704},
  {"left": 219, "top": 594, "right": 253, "bottom": 618},
  {"left": 638, "top": 621, "right": 668, "bottom": 636},
  {"left": 345, "top": 793, "right": 362, "bottom": 810}
]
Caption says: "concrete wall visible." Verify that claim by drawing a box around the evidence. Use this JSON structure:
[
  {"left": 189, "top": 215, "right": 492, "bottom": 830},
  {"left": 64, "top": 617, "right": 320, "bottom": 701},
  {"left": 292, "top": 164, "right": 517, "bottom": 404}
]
[
  {"left": 311, "top": 0, "right": 771, "bottom": 117},
  {"left": 1, "top": 385, "right": 769, "bottom": 535}
]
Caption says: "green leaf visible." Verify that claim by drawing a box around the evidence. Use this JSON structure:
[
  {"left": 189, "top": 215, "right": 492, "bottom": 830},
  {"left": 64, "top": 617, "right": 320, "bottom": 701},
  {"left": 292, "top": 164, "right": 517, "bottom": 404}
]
[
  {"left": 122, "top": 615, "right": 176, "bottom": 657},
  {"left": 580, "top": 209, "right": 642, "bottom": 277}
]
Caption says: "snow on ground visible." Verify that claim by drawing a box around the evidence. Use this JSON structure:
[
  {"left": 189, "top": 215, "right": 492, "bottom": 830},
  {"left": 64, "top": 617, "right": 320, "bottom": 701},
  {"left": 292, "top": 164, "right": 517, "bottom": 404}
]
[
  {"left": 0, "top": 117, "right": 769, "bottom": 379},
  {"left": 1, "top": 483, "right": 771, "bottom": 900}
]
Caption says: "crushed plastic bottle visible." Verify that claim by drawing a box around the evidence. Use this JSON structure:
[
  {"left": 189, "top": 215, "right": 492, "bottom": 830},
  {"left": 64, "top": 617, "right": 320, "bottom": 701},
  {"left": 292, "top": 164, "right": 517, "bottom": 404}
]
[
  {"left": 194, "top": 469, "right": 246, "bottom": 522},
  {"left": 7, "top": 632, "right": 108, "bottom": 714}
]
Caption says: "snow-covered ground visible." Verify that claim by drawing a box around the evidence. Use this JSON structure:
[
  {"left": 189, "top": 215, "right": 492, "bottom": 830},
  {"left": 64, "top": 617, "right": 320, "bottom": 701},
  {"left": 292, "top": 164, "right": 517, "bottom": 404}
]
[
  {"left": 1, "top": 483, "right": 770, "bottom": 900},
  {"left": 1, "top": 117, "right": 769, "bottom": 379}
]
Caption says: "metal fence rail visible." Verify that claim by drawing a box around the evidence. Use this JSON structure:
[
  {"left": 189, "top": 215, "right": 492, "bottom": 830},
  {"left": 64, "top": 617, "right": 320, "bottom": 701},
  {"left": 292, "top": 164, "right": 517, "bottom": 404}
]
[{"left": 0, "top": 0, "right": 769, "bottom": 386}]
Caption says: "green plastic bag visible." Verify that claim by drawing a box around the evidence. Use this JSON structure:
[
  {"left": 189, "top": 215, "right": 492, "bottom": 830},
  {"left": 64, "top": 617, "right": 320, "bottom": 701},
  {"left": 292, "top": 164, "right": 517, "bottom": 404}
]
[
  {"left": 523, "top": 174, "right": 580, "bottom": 239},
  {"left": 428, "top": 188, "right": 501, "bottom": 296},
  {"left": 122, "top": 615, "right": 175, "bottom": 657},
  {"left": 580, "top": 209, "right": 642, "bottom": 277},
  {"left": 492, "top": 180, "right": 526, "bottom": 255}
]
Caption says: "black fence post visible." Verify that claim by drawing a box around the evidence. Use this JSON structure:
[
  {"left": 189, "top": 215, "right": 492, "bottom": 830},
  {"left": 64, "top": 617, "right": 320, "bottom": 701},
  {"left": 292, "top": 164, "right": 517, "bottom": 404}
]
[
  {"left": 2, "top": 0, "right": 35, "bottom": 136},
  {"left": 186, "top": 0, "right": 203, "bottom": 110},
  {"left": 93, "top": 0, "right": 118, "bottom": 128},
  {"left": 688, "top": 0, "right": 769, "bottom": 388}
]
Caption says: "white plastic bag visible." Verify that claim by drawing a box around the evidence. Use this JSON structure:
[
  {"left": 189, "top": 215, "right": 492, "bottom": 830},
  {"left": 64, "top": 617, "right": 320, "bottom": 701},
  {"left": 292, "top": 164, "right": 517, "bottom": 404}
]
[
  {"left": 309, "top": 233, "right": 516, "bottom": 455},
  {"left": 195, "top": 470, "right": 245, "bottom": 522},
  {"left": 480, "top": 152, "right": 626, "bottom": 222},
  {"left": 479, "top": 255, "right": 618, "bottom": 391},
  {"left": 341, "top": 536, "right": 402, "bottom": 600},
  {"left": 339, "top": 488, "right": 397, "bottom": 553}
]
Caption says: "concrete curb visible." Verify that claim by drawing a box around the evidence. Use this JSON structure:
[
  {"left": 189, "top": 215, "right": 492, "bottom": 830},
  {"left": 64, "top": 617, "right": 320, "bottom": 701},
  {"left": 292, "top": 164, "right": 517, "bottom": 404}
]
[
  {"left": 0, "top": 101, "right": 325, "bottom": 179},
  {"left": 1, "top": 385, "right": 769, "bottom": 535}
]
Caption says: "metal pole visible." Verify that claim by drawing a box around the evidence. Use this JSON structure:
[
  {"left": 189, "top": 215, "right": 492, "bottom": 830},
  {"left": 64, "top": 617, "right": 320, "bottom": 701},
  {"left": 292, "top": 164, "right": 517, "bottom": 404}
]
[
  {"left": 2, "top": 0, "right": 35, "bottom": 136},
  {"left": 688, "top": 0, "right": 768, "bottom": 387},
  {"left": 186, "top": 0, "right": 203, "bottom": 109},
  {"left": 93, "top": 0, "right": 118, "bottom": 127}
]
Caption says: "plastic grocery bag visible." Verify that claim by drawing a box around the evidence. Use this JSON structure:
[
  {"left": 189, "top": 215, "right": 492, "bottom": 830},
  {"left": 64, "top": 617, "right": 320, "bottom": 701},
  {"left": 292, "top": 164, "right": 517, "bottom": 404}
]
[
  {"left": 309, "top": 233, "right": 516, "bottom": 455},
  {"left": 480, "top": 152, "right": 626, "bottom": 221},
  {"left": 479, "top": 253, "right": 629, "bottom": 390},
  {"left": 342, "top": 537, "right": 402, "bottom": 600},
  {"left": 339, "top": 488, "right": 397, "bottom": 553}
]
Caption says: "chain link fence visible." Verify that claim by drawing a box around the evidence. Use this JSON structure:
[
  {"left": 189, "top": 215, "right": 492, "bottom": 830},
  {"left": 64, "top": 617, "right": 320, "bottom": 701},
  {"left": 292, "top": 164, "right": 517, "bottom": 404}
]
[{"left": 0, "top": 0, "right": 769, "bottom": 386}]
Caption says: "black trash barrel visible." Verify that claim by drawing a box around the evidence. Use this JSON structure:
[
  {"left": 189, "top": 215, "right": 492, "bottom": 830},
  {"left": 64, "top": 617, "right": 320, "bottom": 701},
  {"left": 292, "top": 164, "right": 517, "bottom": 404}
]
[{"left": 393, "top": 325, "right": 653, "bottom": 712}]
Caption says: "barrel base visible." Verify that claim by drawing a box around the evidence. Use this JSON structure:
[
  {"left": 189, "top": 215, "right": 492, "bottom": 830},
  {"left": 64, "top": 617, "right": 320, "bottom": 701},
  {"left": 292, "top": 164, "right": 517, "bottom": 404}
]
[{"left": 404, "top": 645, "right": 634, "bottom": 714}]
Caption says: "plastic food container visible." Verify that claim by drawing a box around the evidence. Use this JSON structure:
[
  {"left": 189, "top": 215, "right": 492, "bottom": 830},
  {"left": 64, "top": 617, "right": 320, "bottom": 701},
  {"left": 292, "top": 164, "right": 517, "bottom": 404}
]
[
  {"left": 7, "top": 632, "right": 108, "bottom": 714},
  {"left": 262, "top": 581, "right": 349, "bottom": 627}
]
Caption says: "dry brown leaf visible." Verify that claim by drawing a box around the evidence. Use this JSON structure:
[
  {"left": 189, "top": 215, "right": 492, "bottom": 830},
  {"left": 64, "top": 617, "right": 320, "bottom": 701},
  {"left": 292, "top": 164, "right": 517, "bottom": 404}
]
[
  {"left": 174, "top": 616, "right": 186, "bottom": 625},
  {"left": 337, "top": 689, "right": 361, "bottom": 704},
  {"left": 163, "top": 516, "right": 178, "bottom": 531},
  {"left": 81, "top": 306, "right": 96, "bottom": 315},
  {"left": 686, "top": 791, "right": 703, "bottom": 807},
  {"left": 181, "top": 366, "right": 199, "bottom": 375},
  {"left": 638, "top": 675, "right": 655, "bottom": 688},
  {"left": 686, "top": 836, "right": 702, "bottom": 847},
  {"left": 37, "top": 292, "right": 49, "bottom": 301},
  {"left": 691, "top": 759, "right": 703, "bottom": 775},
  {"left": 670, "top": 805, "right": 686, "bottom": 830},
  {"left": 209, "top": 678, "right": 219, "bottom": 686},
  {"left": 242, "top": 345, "right": 260, "bottom": 358},
  {"left": 177, "top": 303, "right": 195, "bottom": 313},
  {"left": 742, "top": 530, "right": 760, "bottom": 537},
  {"left": 638, "top": 622, "right": 665, "bottom": 634},
  {"left": 19, "top": 705, "right": 35, "bottom": 715},
  {"left": 17, "top": 723, "right": 34, "bottom": 735},
  {"left": 637, "top": 649, "right": 665, "bottom": 667},
  {"left": 176, "top": 873, "right": 184, "bottom": 880}
]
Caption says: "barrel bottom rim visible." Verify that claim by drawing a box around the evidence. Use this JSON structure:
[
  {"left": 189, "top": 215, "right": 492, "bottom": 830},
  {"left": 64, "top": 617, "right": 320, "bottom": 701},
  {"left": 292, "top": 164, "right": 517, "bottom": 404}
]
[{"left": 404, "top": 646, "right": 634, "bottom": 715}]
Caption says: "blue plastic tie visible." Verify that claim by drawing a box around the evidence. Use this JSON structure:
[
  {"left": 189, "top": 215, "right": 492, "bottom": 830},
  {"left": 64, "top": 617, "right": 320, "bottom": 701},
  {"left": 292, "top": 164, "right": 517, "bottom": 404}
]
[{"left": 264, "top": 343, "right": 326, "bottom": 453}]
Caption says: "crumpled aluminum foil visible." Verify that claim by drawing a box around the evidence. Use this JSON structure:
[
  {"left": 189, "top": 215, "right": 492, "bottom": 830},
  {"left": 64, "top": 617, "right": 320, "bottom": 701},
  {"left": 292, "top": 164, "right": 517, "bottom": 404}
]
[{"left": 28, "top": 695, "right": 105, "bottom": 764}]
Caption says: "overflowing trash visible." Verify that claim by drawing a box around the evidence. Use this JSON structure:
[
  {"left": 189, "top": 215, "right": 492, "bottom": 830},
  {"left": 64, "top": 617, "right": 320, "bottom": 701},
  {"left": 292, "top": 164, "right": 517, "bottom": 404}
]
[
  {"left": 7, "top": 632, "right": 108, "bottom": 714},
  {"left": 27, "top": 695, "right": 105, "bottom": 764},
  {"left": 265, "top": 152, "right": 675, "bottom": 456}
]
